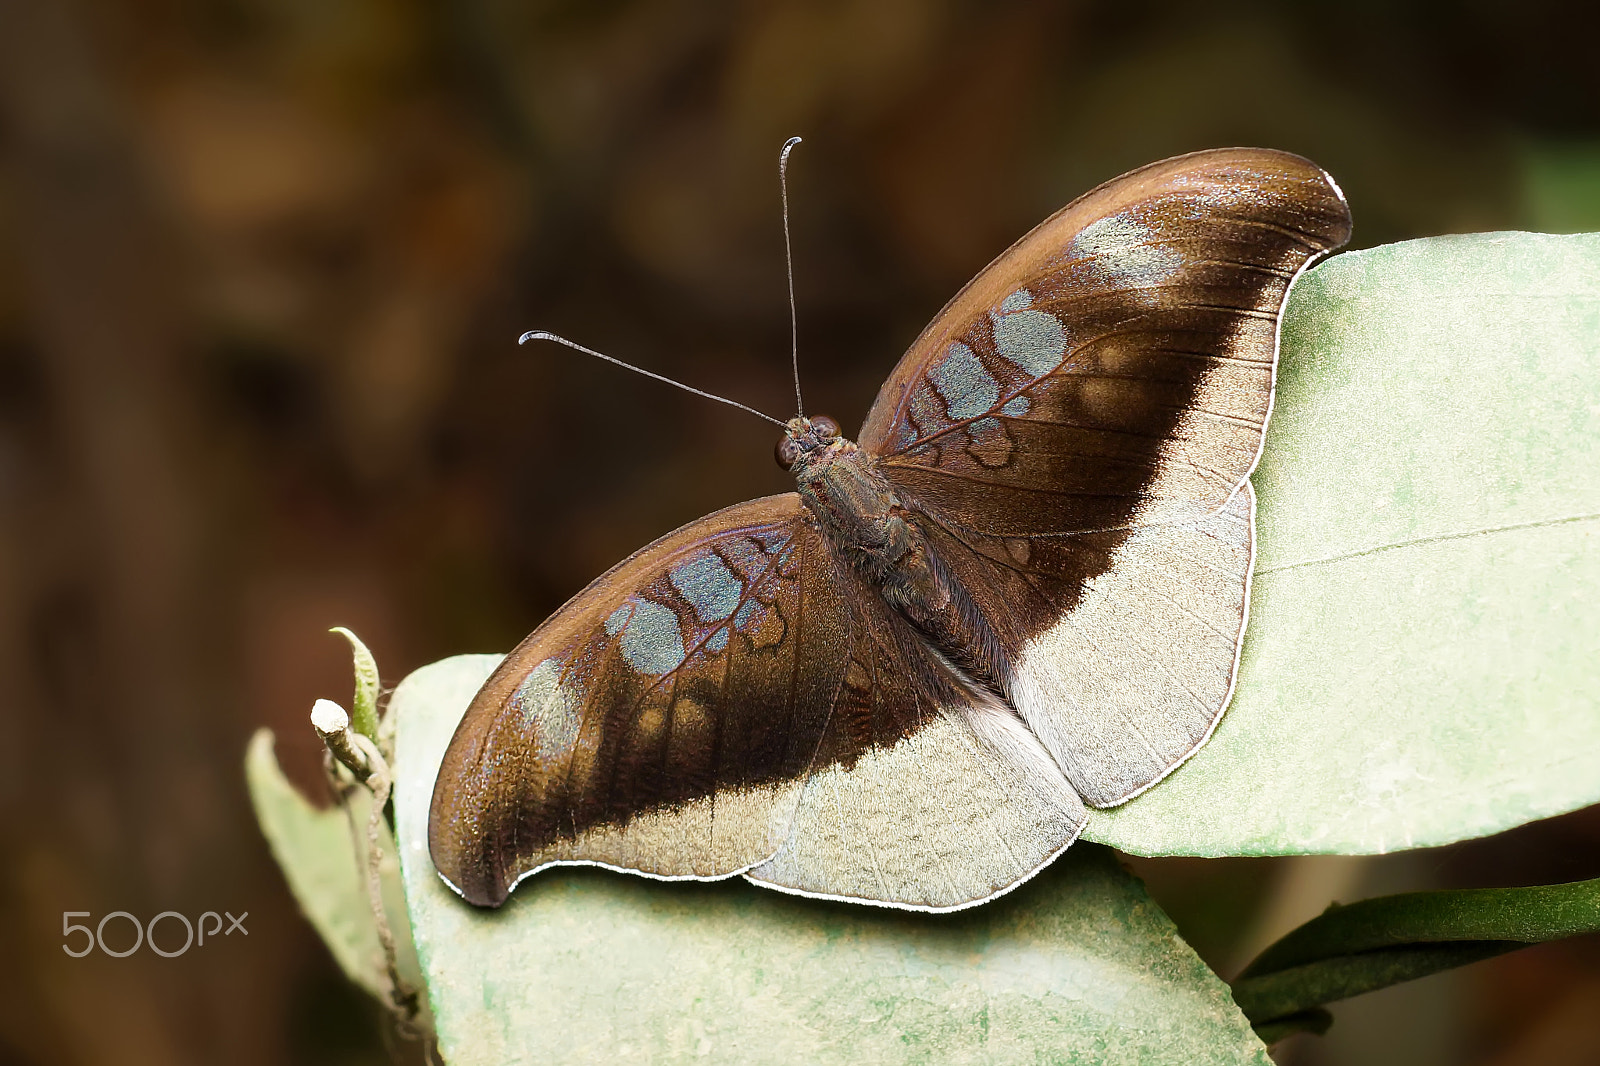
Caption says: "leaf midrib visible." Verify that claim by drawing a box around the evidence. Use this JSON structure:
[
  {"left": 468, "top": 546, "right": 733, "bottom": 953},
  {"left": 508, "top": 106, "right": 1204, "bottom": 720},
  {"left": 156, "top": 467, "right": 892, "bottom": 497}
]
[{"left": 1255, "top": 511, "right": 1600, "bottom": 575}]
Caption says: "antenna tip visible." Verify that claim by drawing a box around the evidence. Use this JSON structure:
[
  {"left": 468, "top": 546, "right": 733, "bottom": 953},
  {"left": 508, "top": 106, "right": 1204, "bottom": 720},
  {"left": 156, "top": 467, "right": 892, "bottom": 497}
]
[{"left": 519, "top": 330, "right": 549, "bottom": 345}]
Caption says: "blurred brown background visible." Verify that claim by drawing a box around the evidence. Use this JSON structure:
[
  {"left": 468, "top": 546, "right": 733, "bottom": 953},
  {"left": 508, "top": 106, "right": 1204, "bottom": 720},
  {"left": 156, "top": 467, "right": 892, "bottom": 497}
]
[{"left": 1, "top": 1, "right": 1597, "bottom": 1063}]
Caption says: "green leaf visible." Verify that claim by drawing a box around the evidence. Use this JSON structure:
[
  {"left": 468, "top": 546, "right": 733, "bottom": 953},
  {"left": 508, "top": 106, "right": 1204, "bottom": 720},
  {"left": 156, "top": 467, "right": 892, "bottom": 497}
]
[
  {"left": 1241, "top": 876, "right": 1600, "bottom": 976},
  {"left": 391, "top": 656, "right": 1270, "bottom": 1066},
  {"left": 1235, "top": 942, "right": 1514, "bottom": 1029},
  {"left": 1086, "top": 232, "right": 1600, "bottom": 857},
  {"left": 245, "top": 728, "right": 427, "bottom": 1022},
  {"left": 1229, "top": 876, "right": 1600, "bottom": 1024},
  {"left": 331, "top": 626, "right": 381, "bottom": 741}
]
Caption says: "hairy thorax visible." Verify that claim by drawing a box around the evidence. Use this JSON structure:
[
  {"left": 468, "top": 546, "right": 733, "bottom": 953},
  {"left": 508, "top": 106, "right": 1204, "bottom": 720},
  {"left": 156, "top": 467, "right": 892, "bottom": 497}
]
[{"left": 790, "top": 436, "right": 1006, "bottom": 696}]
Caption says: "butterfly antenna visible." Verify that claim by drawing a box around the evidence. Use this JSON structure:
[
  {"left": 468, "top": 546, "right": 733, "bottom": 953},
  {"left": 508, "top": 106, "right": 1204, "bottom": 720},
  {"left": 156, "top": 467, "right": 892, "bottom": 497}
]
[
  {"left": 779, "top": 135, "right": 805, "bottom": 419},
  {"left": 518, "top": 331, "right": 787, "bottom": 429}
]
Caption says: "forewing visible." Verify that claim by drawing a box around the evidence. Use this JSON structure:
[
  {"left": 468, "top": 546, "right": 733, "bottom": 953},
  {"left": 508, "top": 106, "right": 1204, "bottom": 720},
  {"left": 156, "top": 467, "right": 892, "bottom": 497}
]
[
  {"left": 745, "top": 566, "right": 1086, "bottom": 911},
  {"left": 859, "top": 148, "right": 1350, "bottom": 536},
  {"left": 428, "top": 494, "right": 854, "bottom": 907}
]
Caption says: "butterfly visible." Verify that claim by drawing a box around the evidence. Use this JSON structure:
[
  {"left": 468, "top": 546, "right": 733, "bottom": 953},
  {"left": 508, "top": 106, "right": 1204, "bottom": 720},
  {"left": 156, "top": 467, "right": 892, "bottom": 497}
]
[{"left": 428, "top": 147, "right": 1352, "bottom": 911}]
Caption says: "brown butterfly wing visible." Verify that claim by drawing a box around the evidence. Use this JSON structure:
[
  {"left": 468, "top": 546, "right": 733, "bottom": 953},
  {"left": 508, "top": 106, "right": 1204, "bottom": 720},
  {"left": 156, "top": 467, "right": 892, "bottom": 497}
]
[
  {"left": 429, "top": 491, "right": 1086, "bottom": 910},
  {"left": 855, "top": 149, "right": 1349, "bottom": 807},
  {"left": 859, "top": 147, "right": 1351, "bottom": 537},
  {"left": 429, "top": 495, "right": 853, "bottom": 907}
]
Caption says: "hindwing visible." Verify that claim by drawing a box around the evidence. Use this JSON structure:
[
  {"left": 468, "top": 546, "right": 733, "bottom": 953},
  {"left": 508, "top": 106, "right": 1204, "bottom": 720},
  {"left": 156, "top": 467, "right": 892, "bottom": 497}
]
[
  {"left": 747, "top": 560, "right": 1085, "bottom": 910},
  {"left": 921, "top": 484, "right": 1258, "bottom": 806}
]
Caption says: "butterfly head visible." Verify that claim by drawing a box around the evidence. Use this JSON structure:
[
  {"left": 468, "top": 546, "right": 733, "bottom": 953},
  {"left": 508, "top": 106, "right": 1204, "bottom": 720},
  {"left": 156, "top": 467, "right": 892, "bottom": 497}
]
[{"left": 775, "top": 414, "right": 845, "bottom": 473}]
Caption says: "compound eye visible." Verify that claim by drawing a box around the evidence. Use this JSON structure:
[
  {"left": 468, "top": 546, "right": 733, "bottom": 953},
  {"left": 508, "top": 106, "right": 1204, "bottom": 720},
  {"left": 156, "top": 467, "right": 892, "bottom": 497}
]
[
  {"left": 810, "top": 414, "right": 840, "bottom": 439},
  {"left": 775, "top": 435, "right": 802, "bottom": 470}
]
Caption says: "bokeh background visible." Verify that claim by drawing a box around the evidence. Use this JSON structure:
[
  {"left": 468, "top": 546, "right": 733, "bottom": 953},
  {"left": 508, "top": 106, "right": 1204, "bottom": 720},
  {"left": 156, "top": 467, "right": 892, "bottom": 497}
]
[{"left": 1, "top": 1, "right": 1597, "bottom": 1063}]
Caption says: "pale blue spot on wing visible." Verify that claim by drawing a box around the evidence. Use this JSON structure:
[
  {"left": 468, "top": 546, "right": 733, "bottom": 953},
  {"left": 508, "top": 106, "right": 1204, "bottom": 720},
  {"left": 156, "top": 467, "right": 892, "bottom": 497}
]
[
  {"left": 1072, "top": 214, "right": 1148, "bottom": 258},
  {"left": 930, "top": 341, "right": 999, "bottom": 420},
  {"left": 604, "top": 603, "right": 631, "bottom": 636},
  {"left": 617, "top": 599, "right": 685, "bottom": 675},
  {"left": 512, "top": 658, "right": 581, "bottom": 763},
  {"left": 1071, "top": 214, "right": 1184, "bottom": 283},
  {"left": 733, "top": 599, "right": 761, "bottom": 630},
  {"left": 669, "top": 553, "right": 742, "bottom": 623},
  {"left": 1001, "top": 395, "right": 1030, "bottom": 416},
  {"left": 1000, "top": 288, "right": 1033, "bottom": 312},
  {"left": 994, "top": 309, "right": 1068, "bottom": 377},
  {"left": 706, "top": 628, "right": 729, "bottom": 652}
]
